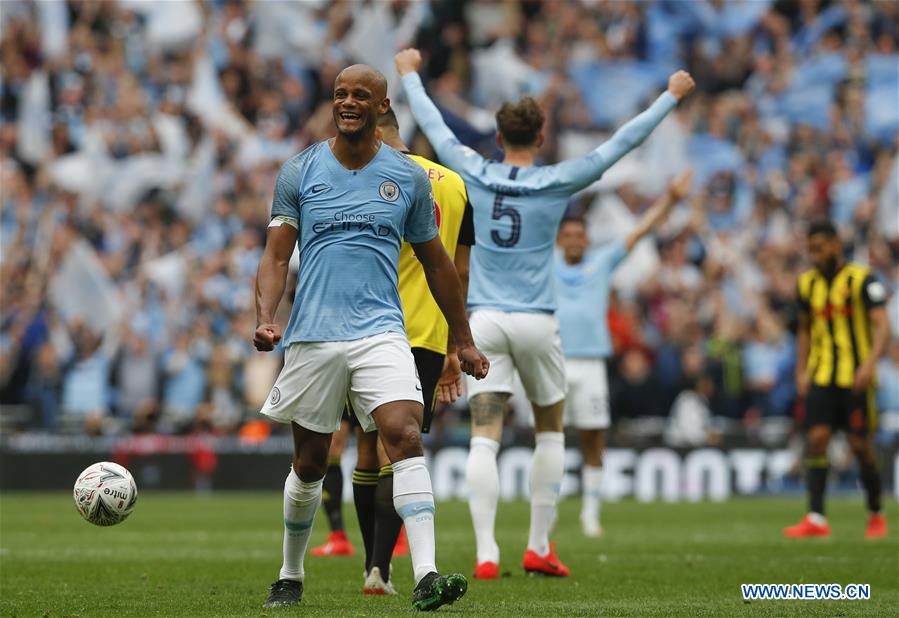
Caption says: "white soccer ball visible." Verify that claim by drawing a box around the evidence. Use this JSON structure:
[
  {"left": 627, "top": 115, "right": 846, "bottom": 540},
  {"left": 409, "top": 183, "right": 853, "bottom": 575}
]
[{"left": 73, "top": 462, "right": 138, "bottom": 526}]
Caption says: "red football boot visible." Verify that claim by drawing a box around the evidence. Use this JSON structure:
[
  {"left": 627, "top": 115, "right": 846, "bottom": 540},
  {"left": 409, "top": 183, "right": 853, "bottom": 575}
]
[
  {"left": 783, "top": 514, "right": 831, "bottom": 538},
  {"left": 392, "top": 525, "right": 409, "bottom": 557},
  {"left": 311, "top": 530, "right": 355, "bottom": 556},
  {"left": 522, "top": 543, "right": 570, "bottom": 577},
  {"left": 865, "top": 513, "right": 887, "bottom": 539},
  {"left": 473, "top": 561, "right": 499, "bottom": 580}
]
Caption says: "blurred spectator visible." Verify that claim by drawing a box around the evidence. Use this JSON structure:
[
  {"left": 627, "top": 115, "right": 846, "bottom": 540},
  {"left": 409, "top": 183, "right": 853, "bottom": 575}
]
[
  {"left": 59, "top": 322, "right": 112, "bottom": 434},
  {"left": 665, "top": 367, "right": 720, "bottom": 448},
  {"left": 611, "top": 347, "right": 665, "bottom": 420},
  {"left": 0, "top": 0, "right": 895, "bottom": 443},
  {"left": 203, "top": 343, "right": 243, "bottom": 433},
  {"left": 706, "top": 297, "right": 746, "bottom": 420},
  {"left": 160, "top": 336, "right": 208, "bottom": 433},
  {"left": 741, "top": 304, "right": 794, "bottom": 417},
  {"left": 112, "top": 328, "right": 159, "bottom": 422},
  {"left": 24, "top": 342, "right": 62, "bottom": 429}
]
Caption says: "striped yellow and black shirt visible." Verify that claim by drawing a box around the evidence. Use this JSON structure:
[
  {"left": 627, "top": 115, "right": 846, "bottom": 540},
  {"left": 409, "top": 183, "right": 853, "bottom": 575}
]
[
  {"left": 797, "top": 263, "right": 887, "bottom": 388},
  {"left": 398, "top": 153, "right": 474, "bottom": 355}
]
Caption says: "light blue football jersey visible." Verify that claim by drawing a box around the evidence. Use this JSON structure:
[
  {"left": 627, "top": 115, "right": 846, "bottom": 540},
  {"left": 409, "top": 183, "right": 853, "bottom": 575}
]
[
  {"left": 402, "top": 72, "right": 676, "bottom": 314},
  {"left": 555, "top": 240, "right": 627, "bottom": 359},
  {"left": 270, "top": 141, "right": 438, "bottom": 344}
]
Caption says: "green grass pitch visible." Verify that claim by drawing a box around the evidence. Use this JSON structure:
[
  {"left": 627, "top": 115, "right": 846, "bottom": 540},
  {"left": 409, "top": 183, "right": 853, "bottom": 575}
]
[{"left": 1, "top": 493, "right": 895, "bottom": 616}]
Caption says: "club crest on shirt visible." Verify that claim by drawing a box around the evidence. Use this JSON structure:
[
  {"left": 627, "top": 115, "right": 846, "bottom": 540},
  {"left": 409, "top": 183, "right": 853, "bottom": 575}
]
[
  {"left": 270, "top": 386, "right": 281, "bottom": 406},
  {"left": 379, "top": 180, "right": 400, "bottom": 202}
]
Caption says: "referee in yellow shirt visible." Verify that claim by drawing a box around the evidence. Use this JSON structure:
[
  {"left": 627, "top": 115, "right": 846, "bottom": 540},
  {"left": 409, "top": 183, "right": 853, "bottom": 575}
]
[
  {"left": 784, "top": 220, "right": 890, "bottom": 540},
  {"left": 351, "top": 107, "right": 474, "bottom": 594}
]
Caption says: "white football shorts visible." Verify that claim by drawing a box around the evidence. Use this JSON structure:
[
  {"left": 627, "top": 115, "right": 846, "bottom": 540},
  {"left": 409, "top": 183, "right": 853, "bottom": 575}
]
[
  {"left": 563, "top": 357, "right": 611, "bottom": 430},
  {"left": 465, "top": 310, "right": 566, "bottom": 407},
  {"left": 260, "top": 331, "right": 422, "bottom": 433}
]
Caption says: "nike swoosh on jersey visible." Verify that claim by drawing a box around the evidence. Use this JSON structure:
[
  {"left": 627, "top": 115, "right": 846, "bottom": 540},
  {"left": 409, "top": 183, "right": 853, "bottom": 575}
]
[{"left": 310, "top": 184, "right": 329, "bottom": 194}]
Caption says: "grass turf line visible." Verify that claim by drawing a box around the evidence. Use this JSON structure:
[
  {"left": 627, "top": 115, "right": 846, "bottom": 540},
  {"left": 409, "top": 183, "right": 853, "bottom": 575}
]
[{"left": 0, "top": 493, "right": 895, "bottom": 617}]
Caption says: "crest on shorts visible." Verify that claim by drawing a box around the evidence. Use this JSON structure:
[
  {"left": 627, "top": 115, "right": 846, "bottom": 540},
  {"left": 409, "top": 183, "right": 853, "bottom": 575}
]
[
  {"left": 379, "top": 180, "right": 400, "bottom": 202},
  {"left": 270, "top": 387, "right": 281, "bottom": 406}
]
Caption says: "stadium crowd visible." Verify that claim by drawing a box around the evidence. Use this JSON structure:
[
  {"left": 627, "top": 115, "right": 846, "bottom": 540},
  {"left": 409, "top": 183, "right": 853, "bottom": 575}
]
[{"left": 1, "top": 0, "right": 897, "bottom": 446}]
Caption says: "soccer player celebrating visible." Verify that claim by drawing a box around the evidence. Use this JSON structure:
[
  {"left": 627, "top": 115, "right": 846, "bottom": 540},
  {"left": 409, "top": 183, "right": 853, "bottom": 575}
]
[
  {"left": 254, "top": 64, "right": 488, "bottom": 611},
  {"left": 784, "top": 220, "right": 890, "bottom": 539},
  {"left": 556, "top": 170, "right": 693, "bottom": 538},
  {"left": 396, "top": 48, "right": 694, "bottom": 578},
  {"left": 351, "top": 106, "right": 475, "bottom": 595}
]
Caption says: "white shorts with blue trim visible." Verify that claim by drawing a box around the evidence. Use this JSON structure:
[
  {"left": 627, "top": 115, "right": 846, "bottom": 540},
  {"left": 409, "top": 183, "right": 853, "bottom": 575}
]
[{"left": 260, "top": 331, "right": 422, "bottom": 433}]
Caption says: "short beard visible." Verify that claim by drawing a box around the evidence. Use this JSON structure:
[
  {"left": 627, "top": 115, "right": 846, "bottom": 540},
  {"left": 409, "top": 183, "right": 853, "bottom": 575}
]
[
  {"left": 337, "top": 125, "right": 368, "bottom": 141},
  {"left": 334, "top": 113, "right": 373, "bottom": 142},
  {"left": 565, "top": 249, "right": 584, "bottom": 264}
]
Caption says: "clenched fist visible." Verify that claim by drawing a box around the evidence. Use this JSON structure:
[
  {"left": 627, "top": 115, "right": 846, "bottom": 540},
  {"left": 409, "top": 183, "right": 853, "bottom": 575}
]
[
  {"left": 667, "top": 70, "right": 695, "bottom": 102},
  {"left": 667, "top": 169, "right": 694, "bottom": 201},
  {"left": 254, "top": 323, "right": 282, "bottom": 352},
  {"left": 395, "top": 48, "right": 422, "bottom": 77},
  {"left": 457, "top": 344, "right": 490, "bottom": 380}
]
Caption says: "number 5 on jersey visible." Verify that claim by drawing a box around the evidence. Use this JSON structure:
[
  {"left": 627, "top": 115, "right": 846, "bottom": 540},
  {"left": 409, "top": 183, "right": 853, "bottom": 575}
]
[{"left": 491, "top": 193, "right": 520, "bottom": 247}]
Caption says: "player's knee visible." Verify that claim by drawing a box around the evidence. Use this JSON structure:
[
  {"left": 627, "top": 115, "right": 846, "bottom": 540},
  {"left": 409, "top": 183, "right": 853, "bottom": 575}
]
[
  {"left": 356, "top": 432, "right": 379, "bottom": 469},
  {"left": 847, "top": 435, "right": 875, "bottom": 464},
  {"left": 807, "top": 440, "right": 827, "bottom": 457},
  {"left": 806, "top": 428, "right": 830, "bottom": 456},
  {"left": 853, "top": 450, "right": 876, "bottom": 468},
  {"left": 293, "top": 456, "right": 328, "bottom": 482},
  {"left": 391, "top": 422, "right": 423, "bottom": 459}
]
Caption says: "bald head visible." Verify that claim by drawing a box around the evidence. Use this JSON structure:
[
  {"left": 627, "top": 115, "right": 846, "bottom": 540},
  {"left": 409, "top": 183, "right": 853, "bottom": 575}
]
[
  {"left": 332, "top": 64, "right": 390, "bottom": 140},
  {"left": 335, "top": 64, "right": 388, "bottom": 100}
]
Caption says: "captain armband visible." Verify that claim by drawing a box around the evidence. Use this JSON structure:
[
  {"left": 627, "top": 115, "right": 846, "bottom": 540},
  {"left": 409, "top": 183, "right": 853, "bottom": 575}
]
[{"left": 269, "top": 216, "right": 299, "bottom": 230}]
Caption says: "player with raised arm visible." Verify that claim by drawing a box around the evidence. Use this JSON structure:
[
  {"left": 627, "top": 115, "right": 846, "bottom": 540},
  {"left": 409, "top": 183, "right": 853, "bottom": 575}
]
[
  {"left": 396, "top": 48, "right": 694, "bottom": 578},
  {"left": 556, "top": 171, "right": 692, "bottom": 538},
  {"left": 254, "top": 64, "right": 488, "bottom": 611}
]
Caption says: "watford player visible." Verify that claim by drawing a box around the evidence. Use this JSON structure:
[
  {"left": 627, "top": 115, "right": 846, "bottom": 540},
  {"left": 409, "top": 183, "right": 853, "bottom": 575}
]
[{"left": 785, "top": 220, "right": 890, "bottom": 539}]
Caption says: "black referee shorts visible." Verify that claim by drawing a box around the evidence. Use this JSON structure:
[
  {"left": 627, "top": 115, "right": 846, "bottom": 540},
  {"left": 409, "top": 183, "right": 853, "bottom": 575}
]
[
  {"left": 805, "top": 384, "right": 878, "bottom": 435},
  {"left": 343, "top": 347, "right": 445, "bottom": 434}
]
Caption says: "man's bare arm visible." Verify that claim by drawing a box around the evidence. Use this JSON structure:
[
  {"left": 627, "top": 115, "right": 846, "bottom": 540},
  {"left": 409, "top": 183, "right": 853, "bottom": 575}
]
[
  {"left": 868, "top": 306, "right": 890, "bottom": 362},
  {"left": 254, "top": 224, "right": 297, "bottom": 351},
  {"left": 855, "top": 305, "right": 890, "bottom": 391},
  {"left": 624, "top": 170, "right": 693, "bottom": 252},
  {"left": 796, "top": 310, "right": 811, "bottom": 397},
  {"left": 438, "top": 244, "right": 471, "bottom": 403},
  {"left": 445, "top": 244, "right": 471, "bottom": 353},
  {"left": 412, "top": 237, "right": 488, "bottom": 379}
]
